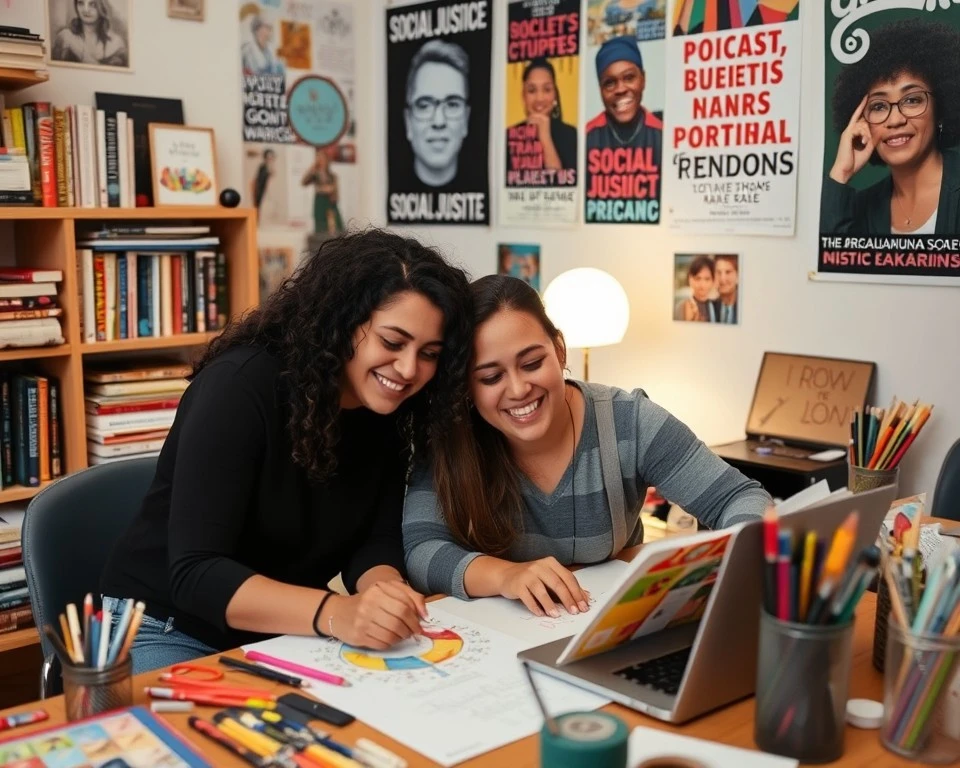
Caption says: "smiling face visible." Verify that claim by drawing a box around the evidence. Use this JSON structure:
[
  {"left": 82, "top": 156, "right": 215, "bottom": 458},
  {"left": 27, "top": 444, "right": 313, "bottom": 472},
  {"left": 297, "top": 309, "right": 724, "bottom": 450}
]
[
  {"left": 600, "top": 61, "right": 645, "bottom": 125},
  {"left": 866, "top": 72, "right": 937, "bottom": 168},
  {"left": 340, "top": 290, "right": 445, "bottom": 413},
  {"left": 688, "top": 266, "right": 714, "bottom": 302},
  {"left": 523, "top": 68, "right": 557, "bottom": 117},
  {"left": 76, "top": 0, "right": 100, "bottom": 25},
  {"left": 470, "top": 309, "right": 567, "bottom": 448},
  {"left": 405, "top": 62, "right": 470, "bottom": 178},
  {"left": 715, "top": 259, "right": 738, "bottom": 299}
]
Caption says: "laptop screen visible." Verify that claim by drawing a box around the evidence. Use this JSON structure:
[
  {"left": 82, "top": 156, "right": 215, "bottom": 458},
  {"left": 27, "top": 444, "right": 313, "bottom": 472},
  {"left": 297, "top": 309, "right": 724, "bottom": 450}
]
[{"left": 745, "top": 352, "right": 875, "bottom": 447}]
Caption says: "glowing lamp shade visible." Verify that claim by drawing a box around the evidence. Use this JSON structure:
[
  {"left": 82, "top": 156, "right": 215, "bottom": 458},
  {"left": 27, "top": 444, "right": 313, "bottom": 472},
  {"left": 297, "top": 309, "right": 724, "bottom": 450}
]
[{"left": 543, "top": 268, "right": 630, "bottom": 380}]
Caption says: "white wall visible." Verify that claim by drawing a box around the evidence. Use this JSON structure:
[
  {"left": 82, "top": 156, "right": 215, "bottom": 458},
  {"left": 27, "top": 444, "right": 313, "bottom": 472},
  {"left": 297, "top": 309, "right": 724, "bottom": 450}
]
[
  {"left": 357, "top": 2, "right": 960, "bottom": 502},
  {"left": 3, "top": 0, "right": 245, "bottom": 195},
  {"left": 4, "top": 1, "right": 957, "bottom": 500}
]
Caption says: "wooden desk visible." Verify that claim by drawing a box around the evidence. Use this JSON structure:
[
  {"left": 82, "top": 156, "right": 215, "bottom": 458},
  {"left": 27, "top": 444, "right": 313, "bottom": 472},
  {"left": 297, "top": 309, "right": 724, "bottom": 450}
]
[{"left": 0, "top": 591, "right": 921, "bottom": 768}]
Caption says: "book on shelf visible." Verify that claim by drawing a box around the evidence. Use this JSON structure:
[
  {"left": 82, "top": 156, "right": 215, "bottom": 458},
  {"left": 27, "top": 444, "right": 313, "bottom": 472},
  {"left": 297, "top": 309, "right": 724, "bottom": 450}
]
[
  {"left": 0, "top": 318, "right": 63, "bottom": 349},
  {"left": 1, "top": 375, "right": 62, "bottom": 489},
  {"left": 86, "top": 378, "right": 189, "bottom": 397},
  {"left": 0, "top": 283, "right": 56, "bottom": 299},
  {"left": 0, "top": 604, "right": 34, "bottom": 635},
  {"left": 85, "top": 361, "right": 191, "bottom": 383},
  {"left": 86, "top": 394, "right": 183, "bottom": 416},
  {"left": 89, "top": 450, "right": 162, "bottom": 466},
  {"left": 0, "top": 268, "right": 63, "bottom": 284},
  {"left": 87, "top": 437, "right": 165, "bottom": 458}
]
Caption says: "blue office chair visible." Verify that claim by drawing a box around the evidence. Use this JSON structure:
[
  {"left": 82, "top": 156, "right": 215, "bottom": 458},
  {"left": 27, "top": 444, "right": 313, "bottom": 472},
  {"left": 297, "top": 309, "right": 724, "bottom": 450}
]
[
  {"left": 22, "top": 457, "right": 157, "bottom": 698},
  {"left": 931, "top": 438, "right": 960, "bottom": 522}
]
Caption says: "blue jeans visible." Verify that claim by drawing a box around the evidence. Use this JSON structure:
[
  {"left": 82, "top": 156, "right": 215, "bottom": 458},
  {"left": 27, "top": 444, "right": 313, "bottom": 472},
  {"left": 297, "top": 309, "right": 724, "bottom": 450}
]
[{"left": 101, "top": 596, "right": 216, "bottom": 675}]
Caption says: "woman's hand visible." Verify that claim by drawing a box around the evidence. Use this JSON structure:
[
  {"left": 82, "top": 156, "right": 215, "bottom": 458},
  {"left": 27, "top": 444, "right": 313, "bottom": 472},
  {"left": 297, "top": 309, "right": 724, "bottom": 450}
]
[
  {"left": 324, "top": 582, "right": 428, "bottom": 650},
  {"left": 498, "top": 557, "right": 589, "bottom": 618},
  {"left": 527, "top": 111, "right": 551, "bottom": 140},
  {"left": 829, "top": 95, "right": 876, "bottom": 185}
]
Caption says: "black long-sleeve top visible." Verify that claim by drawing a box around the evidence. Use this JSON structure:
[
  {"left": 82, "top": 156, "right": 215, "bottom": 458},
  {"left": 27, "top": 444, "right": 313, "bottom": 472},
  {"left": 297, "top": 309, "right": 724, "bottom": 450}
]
[{"left": 100, "top": 345, "right": 408, "bottom": 650}]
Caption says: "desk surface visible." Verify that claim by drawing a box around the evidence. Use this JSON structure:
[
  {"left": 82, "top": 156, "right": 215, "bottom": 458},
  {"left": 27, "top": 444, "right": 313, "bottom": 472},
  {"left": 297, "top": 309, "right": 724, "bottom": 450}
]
[{"left": 0, "top": 598, "right": 922, "bottom": 767}]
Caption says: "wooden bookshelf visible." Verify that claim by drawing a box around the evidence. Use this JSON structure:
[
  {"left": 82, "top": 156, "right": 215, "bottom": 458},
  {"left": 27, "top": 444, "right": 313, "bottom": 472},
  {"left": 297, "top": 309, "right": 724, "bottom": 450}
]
[
  {"left": 0, "top": 68, "right": 48, "bottom": 93},
  {"left": 0, "top": 207, "right": 259, "bottom": 657}
]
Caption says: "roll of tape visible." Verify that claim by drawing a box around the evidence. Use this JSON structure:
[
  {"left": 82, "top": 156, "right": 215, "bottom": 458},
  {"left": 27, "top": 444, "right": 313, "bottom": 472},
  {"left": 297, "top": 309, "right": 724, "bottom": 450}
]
[{"left": 540, "top": 711, "right": 628, "bottom": 768}]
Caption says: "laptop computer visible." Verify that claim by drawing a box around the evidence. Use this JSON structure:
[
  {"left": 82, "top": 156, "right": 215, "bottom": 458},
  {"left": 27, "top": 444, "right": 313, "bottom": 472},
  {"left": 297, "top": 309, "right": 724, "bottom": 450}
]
[
  {"left": 712, "top": 352, "right": 876, "bottom": 472},
  {"left": 518, "top": 484, "right": 896, "bottom": 724}
]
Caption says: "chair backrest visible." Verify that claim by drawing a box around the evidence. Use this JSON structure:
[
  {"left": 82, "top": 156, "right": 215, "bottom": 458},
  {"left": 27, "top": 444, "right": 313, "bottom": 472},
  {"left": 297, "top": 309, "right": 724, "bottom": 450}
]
[
  {"left": 932, "top": 438, "right": 960, "bottom": 522},
  {"left": 23, "top": 457, "right": 157, "bottom": 661}
]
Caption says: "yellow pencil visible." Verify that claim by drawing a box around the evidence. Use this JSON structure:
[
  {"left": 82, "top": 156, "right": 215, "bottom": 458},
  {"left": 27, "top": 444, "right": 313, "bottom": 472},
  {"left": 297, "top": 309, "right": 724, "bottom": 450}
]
[
  {"left": 58, "top": 613, "right": 76, "bottom": 663},
  {"left": 798, "top": 531, "right": 817, "bottom": 621},
  {"left": 116, "top": 601, "right": 145, "bottom": 663}
]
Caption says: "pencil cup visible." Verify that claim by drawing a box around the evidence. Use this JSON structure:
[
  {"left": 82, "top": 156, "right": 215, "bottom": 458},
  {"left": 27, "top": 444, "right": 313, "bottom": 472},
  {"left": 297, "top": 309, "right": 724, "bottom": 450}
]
[
  {"left": 754, "top": 611, "right": 854, "bottom": 764},
  {"left": 881, "top": 621, "right": 960, "bottom": 764},
  {"left": 847, "top": 462, "right": 899, "bottom": 495},
  {"left": 62, "top": 657, "right": 133, "bottom": 722}
]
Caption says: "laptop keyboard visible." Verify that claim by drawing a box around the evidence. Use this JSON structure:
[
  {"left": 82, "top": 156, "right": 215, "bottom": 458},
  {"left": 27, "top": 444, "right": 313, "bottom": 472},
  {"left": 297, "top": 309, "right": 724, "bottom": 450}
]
[
  {"left": 745, "top": 440, "right": 812, "bottom": 459},
  {"left": 613, "top": 647, "right": 692, "bottom": 696}
]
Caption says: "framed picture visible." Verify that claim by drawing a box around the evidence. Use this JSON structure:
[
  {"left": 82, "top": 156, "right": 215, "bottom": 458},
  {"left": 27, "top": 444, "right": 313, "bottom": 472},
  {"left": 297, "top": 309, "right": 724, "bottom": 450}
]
[
  {"left": 46, "top": 0, "right": 132, "bottom": 72},
  {"left": 149, "top": 124, "right": 219, "bottom": 207},
  {"left": 167, "top": 0, "right": 204, "bottom": 22}
]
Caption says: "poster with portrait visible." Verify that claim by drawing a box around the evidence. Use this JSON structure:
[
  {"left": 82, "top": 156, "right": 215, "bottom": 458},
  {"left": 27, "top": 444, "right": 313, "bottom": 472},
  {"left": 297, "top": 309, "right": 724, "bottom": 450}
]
[
  {"left": 818, "top": 3, "right": 960, "bottom": 285},
  {"left": 664, "top": 0, "right": 800, "bottom": 235},
  {"left": 501, "top": 0, "right": 580, "bottom": 227},
  {"left": 672, "top": 253, "right": 740, "bottom": 324},
  {"left": 239, "top": 0, "right": 357, "bottom": 250},
  {"left": 583, "top": 0, "right": 666, "bottom": 225},
  {"left": 46, "top": 0, "right": 131, "bottom": 71},
  {"left": 497, "top": 243, "right": 541, "bottom": 292},
  {"left": 386, "top": 0, "right": 492, "bottom": 225}
]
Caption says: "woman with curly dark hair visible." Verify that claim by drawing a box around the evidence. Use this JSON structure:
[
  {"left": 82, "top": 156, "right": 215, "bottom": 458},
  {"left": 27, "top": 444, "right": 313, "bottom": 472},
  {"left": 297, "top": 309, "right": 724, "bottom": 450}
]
[
  {"left": 101, "top": 229, "right": 472, "bottom": 673},
  {"left": 821, "top": 20, "right": 960, "bottom": 234}
]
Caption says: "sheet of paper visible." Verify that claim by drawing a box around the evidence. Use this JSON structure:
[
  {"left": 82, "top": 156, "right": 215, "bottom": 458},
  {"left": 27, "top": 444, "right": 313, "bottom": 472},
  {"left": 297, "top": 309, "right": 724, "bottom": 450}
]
[
  {"left": 774, "top": 480, "right": 832, "bottom": 516},
  {"left": 243, "top": 604, "right": 607, "bottom": 767},
  {"left": 628, "top": 726, "right": 798, "bottom": 767},
  {"left": 431, "top": 560, "right": 629, "bottom": 648}
]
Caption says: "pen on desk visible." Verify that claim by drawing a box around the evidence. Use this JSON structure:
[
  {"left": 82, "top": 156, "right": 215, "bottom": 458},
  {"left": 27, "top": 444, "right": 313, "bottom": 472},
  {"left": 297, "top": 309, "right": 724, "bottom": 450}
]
[
  {"left": 807, "top": 511, "right": 858, "bottom": 623},
  {"left": 219, "top": 655, "right": 305, "bottom": 688},
  {"left": 188, "top": 716, "right": 269, "bottom": 768},
  {"left": 0, "top": 709, "right": 48, "bottom": 732},
  {"left": 521, "top": 660, "right": 559, "bottom": 736},
  {"left": 82, "top": 593, "right": 94, "bottom": 662},
  {"left": 776, "top": 530, "right": 791, "bottom": 622},
  {"left": 244, "top": 649, "right": 350, "bottom": 687},
  {"left": 798, "top": 531, "right": 817, "bottom": 622},
  {"left": 354, "top": 738, "right": 408, "bottom": 768},
  {"left": 828, "top": 546, "right": 880, "bottom": 624}
]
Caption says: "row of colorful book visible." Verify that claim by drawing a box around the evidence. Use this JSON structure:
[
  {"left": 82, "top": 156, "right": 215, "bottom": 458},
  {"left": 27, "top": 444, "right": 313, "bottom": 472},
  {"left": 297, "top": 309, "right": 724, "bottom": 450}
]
[
  {"left": 0, "top": 267, "right": 65, "bottom": 350},
  {"left": 0, "top": 96, "right": 137, "bottom": 208},
  {"left": 0, "top": 372, "right": 64, "bottom": 489},
  {"left": 86, "top": 361, "right": 189, "bottom": 465},
  {"left": 0, "top": 504, "right": 30, "bottom": 636},
  {"left": 78, "top": 225, "right": 229, "bottom": 343}
]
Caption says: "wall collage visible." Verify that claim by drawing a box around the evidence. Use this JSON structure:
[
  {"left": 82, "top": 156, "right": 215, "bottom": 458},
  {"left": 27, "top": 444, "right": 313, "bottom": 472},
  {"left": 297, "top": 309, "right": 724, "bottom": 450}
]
[{"left": 246, "top": 0, "right": 960, "bottom": 308}]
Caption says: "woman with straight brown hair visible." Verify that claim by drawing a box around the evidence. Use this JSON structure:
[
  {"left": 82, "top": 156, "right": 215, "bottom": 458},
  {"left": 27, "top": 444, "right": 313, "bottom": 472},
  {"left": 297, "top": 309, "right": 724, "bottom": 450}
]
[{"left": 403, "top": 275, "right": 770, "bottom": 617}]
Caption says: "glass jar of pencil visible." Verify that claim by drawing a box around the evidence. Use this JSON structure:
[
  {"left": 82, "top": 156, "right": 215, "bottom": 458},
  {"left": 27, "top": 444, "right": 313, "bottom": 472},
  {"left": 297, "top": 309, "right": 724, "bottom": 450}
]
[
  {"left": 848, "top": 462, "right": 899, "bottom": 494},
  {"left": 62, "top": 656, "right": 133, "bottom": 721},
  {"left": 881, "top": 620, "right": 960, "bottom": 764}
]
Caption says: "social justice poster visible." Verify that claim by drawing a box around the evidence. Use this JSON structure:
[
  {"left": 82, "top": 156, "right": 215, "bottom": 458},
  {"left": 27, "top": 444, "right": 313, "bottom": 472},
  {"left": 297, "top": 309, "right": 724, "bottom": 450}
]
[
  {"left": 501, "top": 0, "right": 580, "bottom": 226},
  {"left": 386, "top": 0, "right": 492, "bottom": 225},
  {"left": 819, "top": 2, "right": 960, "bottom": 285},
  {"left": 240, "top": 0, "right": 357, "bottom": 255},
  {"left": 583, "top": 1, "right": 667, "bottom": 225},
  {"left": 665, "top": 0, "right": 800, "bottom": 236}
]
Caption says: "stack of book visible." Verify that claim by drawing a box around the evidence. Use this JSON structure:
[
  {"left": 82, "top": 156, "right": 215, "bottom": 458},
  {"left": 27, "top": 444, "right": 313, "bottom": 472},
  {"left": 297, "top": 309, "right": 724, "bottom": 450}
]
[
  {"left": 1, "top": 98, "right": 135, "bottom": 208},
  {"left": 1, "top": 373, "right": 63, "bottom": 489},
  {"left": 85, "top": 361, "right": 190, "bottom": 464},
  {"left": 77, "top": 226, "right": 229, "bottom": 343},
  {"left": 0, "top": 24, "right": 45, "bottom": 74},
  {"left": 0, "top": 267, "right": 65, "bottom": 349},
  {"left": 0, "top": 506, "right": 31, "bottom": 636},
  {"left": 0, "top": 146, "right": 31, "bottom": 206}
]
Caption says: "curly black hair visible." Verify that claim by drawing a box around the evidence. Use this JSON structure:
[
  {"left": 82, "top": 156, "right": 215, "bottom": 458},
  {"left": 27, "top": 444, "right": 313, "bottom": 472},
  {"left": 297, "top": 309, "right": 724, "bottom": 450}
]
[
  {"left": 195, "top": 228, "right": 472, "bottom": 482},
  {"left": 832, "top": 20, "right": 960, "bottom": 161}
]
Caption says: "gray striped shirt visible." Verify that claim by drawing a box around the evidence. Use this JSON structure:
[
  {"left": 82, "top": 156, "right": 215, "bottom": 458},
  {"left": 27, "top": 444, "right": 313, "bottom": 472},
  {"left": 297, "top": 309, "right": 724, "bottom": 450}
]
[{"left": 403, "top": 382, "right": 771, "bottom": 599}]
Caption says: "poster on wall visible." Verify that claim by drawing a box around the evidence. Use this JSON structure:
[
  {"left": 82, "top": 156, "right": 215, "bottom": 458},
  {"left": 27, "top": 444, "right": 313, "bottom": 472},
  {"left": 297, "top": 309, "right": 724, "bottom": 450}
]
[
  {"left": 583, "top": 0, "right": 666, "bottom": 225},
  {"left": 239, "top": 0, "right": 357, "bottom": 250},
  {"left": 818, "top": 2, "right": 960, "bottom": 285},
  {"left": 665, "top": 0, "right": 800, "bottom": 236},
  {"left": 501, "top": 0, "right": 580, "bottom": 227},
  {"left": 386, "top": 0, "right": 492, "bottom": 225}
]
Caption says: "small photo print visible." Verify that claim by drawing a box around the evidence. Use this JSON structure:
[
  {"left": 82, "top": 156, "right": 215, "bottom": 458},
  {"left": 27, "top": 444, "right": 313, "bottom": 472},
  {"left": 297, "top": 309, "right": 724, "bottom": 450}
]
[
  {"left": 167, "top": 0, "right": 204, "bottom": 22},
  {"left": 497, "top": 243, "right": 541, "bottom": 293},
  {"left": 259, "top": 247, "right": 295, "bottom": 302},
  {"left": 673, "top": 253, "right": 740, "bottom": 325}
]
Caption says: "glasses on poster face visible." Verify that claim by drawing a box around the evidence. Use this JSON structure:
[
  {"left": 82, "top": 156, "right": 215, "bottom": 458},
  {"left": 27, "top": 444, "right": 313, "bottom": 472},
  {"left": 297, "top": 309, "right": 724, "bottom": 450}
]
[
  {"left": 863, "top": 90, "right": 931, "bottom": 124},
  {"left": 407, "top": 96, "right": 468, "bottom": 122}
]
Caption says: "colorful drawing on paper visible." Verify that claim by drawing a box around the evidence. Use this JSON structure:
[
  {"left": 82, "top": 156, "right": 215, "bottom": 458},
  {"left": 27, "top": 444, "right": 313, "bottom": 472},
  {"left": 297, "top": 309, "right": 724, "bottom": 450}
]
[
  {"left": 0, "top": 707, "right": 205, "bottom": 768},
  {"left": 672, "top": 0, "right": 799, "bottom": 35},
  {"left": 340, "top": 626, "right": 464, "bottom": 674}
]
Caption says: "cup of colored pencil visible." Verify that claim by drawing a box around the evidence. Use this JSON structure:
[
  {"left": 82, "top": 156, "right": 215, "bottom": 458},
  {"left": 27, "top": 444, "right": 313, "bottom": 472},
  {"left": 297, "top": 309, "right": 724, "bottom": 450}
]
[
  {"left": 42, "top": 594, "right": 144, "bottom": 721},
  {"left": 848, "top": 398, "right": 933, "bottom": 494},
  {"left": 879, "top": 540, "right": 960, "bottom": 763}
]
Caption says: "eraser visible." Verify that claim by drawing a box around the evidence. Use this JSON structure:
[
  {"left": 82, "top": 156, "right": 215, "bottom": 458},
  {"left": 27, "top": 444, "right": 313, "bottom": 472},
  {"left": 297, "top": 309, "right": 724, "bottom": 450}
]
[{"left": 846, "top": 698, "right": 883, "bottom": 729}]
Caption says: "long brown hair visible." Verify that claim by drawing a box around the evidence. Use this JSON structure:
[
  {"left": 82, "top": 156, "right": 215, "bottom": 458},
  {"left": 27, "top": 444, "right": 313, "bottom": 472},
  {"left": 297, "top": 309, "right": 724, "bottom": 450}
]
[{"left": 432, "top": 275, "right": 565, "bottom": 554}]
